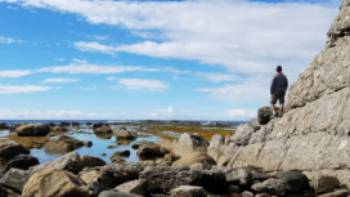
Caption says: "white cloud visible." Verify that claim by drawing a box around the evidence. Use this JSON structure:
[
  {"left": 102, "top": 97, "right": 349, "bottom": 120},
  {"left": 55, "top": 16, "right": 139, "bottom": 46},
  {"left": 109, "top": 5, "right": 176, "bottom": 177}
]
[
  {"left": 0, "top": 85, "right": 50, "bottom": 94},
  {"left": 0, "top": 70, "right": 32, "bottom": 78},
  {"left": 197, "top": 77, "right": 269, "bottom": 105},
  {"left": 227, "top": 108, "right": 256, "bottom": 120},
  {"left": 42, "top": 77, "right": 79, "bottom": 84},
  {"left": 38, "top": 62, "right": 153, "bottom": 74},
  {"left": 195, "top": 73, "right": 236, "bottom": 83},
  {"left": 0, "top": 35, "right": 21, "bottom": 44},
  {"left": 2, "top": 0, "right": 336, "bottom": 77},
  {"left": 117, "top": 78, "right": 167, "bottom": 92}
]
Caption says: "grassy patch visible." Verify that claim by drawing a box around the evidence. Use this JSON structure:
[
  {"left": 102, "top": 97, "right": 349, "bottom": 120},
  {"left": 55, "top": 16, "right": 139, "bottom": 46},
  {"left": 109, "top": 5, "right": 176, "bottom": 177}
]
[{"left": 139, "top": 123, "right": 235, "bottom": 140}]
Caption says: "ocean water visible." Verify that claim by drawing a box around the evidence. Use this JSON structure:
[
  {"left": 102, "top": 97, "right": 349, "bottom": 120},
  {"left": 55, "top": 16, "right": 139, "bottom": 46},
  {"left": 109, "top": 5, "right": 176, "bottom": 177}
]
[{"left": 0, "top": 120, "right": 241, "bottom": 165}]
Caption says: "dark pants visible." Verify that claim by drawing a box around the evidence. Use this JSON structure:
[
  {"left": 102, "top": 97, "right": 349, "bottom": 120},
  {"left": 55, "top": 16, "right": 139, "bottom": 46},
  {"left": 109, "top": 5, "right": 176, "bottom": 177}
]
[{"left": 271, "top": 91, "right": 285, "bottom": 105}]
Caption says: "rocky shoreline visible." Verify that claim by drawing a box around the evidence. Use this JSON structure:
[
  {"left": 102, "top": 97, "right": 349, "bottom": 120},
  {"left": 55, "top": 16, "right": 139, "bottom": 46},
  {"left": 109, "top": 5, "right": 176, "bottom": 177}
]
[{"left": 0, "top": 121, "right": 347, "bottom": 197}]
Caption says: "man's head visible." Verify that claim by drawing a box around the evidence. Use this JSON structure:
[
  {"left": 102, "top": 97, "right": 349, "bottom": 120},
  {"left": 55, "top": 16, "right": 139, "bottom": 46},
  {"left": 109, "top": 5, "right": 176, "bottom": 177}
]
[{"left": 276, "top": 65, "right": 282, "bottom": 73}]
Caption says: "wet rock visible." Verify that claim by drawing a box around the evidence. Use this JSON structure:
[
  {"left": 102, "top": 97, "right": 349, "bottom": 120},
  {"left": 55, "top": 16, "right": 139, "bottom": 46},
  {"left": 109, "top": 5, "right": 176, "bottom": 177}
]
[
  {"left": 318, "top": 189, "right": 349, "bottom": 197},
  {"left": 0, "top": 168, "right": 32, "bottom": 194},
  {"left": 131, "top": 143, "right": 141, "bottom": 150},
  {"left": 170, "top": 185, "right": 207, "bottom": 197},
  {"left": 49, "top": 125, "right": 68, "bottom": 133},
  {"left": 309, "top": 175, "right": 340, "bottom": 194},
  {"left": 112, "top": 150, "right": 131, "bottom": 158},
  {"left": 0, "top": 142, "right": 29, "bottom": 159},
  {"left": 94, "top": 124, "right": 113, "bottom": 135},
  {"left": 22, "top": 170, "right": 89, "bottom": 197},
  {"left": 276, "top": 171, "right": 310, "bottom": 193},
  {"left": 5, "top": 154, "right": 39, "bottom": 171},
  {"left": 108, "top": 144, "right": 117, "bottom": 149},
  {"left": 15, "top": 124, "right": 50, "bottom": 136},
  {"left": 137, "top": 142, "right": 170, "bottom": 161},
  {"left": 257, "top": 107, "right": 273, "bottom": 125},
  {"left": 110, "top": 154, "right": 126, "bottom": 163},
  {"left": 98, "top": 163, "right": 141, "bottom": 188},
  {"left": 99, "top": 190, "right": 142, "bottom": 197},
  {"left": 115, "top": 179, "right": 148, "bottom": 196},
  {"left": 0, "top": 123, "right": 9, "bottom": 130},
  {"left": 251, "top": 178, "right": 287, "bottom": 196},
  {"left": 32, "top": 152, "right": 105, "bottom": 174},
  {"left": 44, "top": 135, "right": 85, "bottom": 154},
  {"left": 114, "top": 128, "right": 137, "bottom": 140}
]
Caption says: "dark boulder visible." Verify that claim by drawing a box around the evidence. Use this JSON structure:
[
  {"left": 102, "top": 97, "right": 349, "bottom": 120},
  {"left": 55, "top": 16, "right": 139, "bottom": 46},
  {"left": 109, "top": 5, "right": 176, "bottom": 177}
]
[
  {"left": 5, "top": 154, "right": 39, "bottom": 171},
  {"left": 137, "top": 142, "right": 169, "bottom": 161},
  {"left": 15, "top": 124, "right": 50, "bottom": 136},
  {"left": 276, "top": 171, "right": 311, "bottom": 193},
  {"left": 0, "top": 142, "right": 29, "bottom": 159},
  {"left": 257, "top": 107, "right": 273, "bottom": 125},
  {"left": 140, "top": 166, "right": 193, "bottom": 194},
  {"left": 98, "top": 164, "right": 141, "bottom": 188}
]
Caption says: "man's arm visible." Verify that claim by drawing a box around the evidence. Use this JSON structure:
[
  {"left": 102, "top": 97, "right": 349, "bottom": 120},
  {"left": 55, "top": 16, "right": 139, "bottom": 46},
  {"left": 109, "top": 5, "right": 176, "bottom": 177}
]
[{"left": 270, "top": 77, "right": 276, "bottom": 95}]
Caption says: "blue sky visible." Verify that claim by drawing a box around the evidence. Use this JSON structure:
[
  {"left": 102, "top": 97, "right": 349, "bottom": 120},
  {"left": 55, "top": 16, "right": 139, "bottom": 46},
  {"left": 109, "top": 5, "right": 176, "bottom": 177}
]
[{"left": 0, "top": 0, "right": 339, "bottom": 120}]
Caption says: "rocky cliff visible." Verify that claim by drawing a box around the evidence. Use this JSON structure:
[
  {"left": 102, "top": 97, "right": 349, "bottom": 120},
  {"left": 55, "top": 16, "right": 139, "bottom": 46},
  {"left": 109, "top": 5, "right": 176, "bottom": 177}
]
[{"left": 209, "top": 0, "right": 350, "bottom": 187}]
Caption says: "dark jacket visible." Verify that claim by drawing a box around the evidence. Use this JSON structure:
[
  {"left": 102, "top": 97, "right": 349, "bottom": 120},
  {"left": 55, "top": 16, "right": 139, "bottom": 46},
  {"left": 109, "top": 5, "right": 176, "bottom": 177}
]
[{"left": 270, "top": 73, "right": 288, "bottom": 95}]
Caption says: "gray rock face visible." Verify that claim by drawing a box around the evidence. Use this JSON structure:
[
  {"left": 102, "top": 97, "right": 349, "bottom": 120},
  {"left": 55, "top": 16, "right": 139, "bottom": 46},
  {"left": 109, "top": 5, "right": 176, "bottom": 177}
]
[{"left": 208, "top": 0, "right": 350, "bottom": 188}]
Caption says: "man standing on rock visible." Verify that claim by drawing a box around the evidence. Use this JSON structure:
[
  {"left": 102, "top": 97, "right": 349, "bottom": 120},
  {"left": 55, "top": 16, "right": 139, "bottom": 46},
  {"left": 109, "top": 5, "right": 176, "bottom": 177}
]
[{"left": 270, "top": 65, "right": 288, "bottom": 117}]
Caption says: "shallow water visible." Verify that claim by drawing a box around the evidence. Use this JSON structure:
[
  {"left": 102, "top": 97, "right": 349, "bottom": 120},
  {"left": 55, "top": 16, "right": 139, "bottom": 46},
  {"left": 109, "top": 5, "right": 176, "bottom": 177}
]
[{"left": 1, "top": 126, "right": 160, "bottom": 164}]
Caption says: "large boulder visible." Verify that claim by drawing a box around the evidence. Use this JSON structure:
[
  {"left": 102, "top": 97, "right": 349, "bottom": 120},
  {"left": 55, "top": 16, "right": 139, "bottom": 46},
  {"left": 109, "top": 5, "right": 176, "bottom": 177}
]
[
  {"left": 44, "top": 135, "right": 85, "bottom": 154},
  {"left": 0, "top": 142, "right": 29, "bottom": 159},
  {"left": 15, "top": 124, "right": 50, "bottom": 136},
  {"left": 114, "top": 128, "right": 137, "bottom": 141},
  {"left": 93, "top": 124, "right": 113, "bottom": 135},
  {"left": 98, "top": 163, "right": 141, "bottom": 188},
  {"left": 5, "top": 154, "right": 39, "bottom": 171},
  {"left": 22, "top": 170, "right": 90, "bottom": 197},
  {"left": 308, "top": 174, "right": 341, "bottom": 194},
  {"left": 137, "top": 142, "right": 170, "bottom": 161},
  {"left": 275, "top": 171, "right": 311, "bottom": 193},
  {"left": 0, "top": 168, "right": 32, "bottom": 195},
  {"left": 32, "top": 152, "right": 105, "bottom": 174},
  {"left": 140, "top": 166, "right": 193, "bottom": 193}
]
